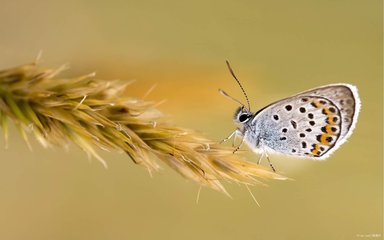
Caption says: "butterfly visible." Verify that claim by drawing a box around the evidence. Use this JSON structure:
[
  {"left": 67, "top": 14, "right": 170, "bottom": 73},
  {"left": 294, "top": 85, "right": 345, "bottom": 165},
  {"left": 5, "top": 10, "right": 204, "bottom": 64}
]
[{"left": 220, "top": 61, "right": 361, "bottom": 172}]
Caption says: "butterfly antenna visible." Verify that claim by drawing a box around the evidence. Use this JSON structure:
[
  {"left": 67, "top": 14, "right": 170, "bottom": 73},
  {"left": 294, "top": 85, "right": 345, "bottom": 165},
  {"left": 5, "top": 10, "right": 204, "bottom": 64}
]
[
  {"left": 225, "top": 60, "right": 251, "bottom": 111},
  {"left": 218, "top": 89, "right": 245, "bottom": 107}
]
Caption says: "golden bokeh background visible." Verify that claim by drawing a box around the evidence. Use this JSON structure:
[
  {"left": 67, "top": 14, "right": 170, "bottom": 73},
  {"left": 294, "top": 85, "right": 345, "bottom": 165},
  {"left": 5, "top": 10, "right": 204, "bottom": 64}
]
[{"left": 0, "top": 0, "right": 382, "bottom": 239}]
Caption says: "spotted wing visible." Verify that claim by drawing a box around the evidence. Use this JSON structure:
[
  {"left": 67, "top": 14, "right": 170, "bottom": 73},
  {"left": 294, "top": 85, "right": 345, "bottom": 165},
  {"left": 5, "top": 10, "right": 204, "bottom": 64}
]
[
  {"left": 295, "top": 84, "right": 361, "bottom": 142},
  {"left": 252, "top": 84, "right": 360, "bottom": 159}
]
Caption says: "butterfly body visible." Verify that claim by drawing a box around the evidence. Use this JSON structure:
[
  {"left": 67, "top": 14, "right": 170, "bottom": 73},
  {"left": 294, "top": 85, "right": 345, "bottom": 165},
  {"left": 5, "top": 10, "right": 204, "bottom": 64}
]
[{"left": 233, "top": 84, "right": 360, "bottom": 160}]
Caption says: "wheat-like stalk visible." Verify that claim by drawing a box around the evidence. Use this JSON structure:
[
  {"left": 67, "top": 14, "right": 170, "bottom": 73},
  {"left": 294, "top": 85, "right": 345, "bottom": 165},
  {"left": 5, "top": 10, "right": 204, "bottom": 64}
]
[{"left": 0, "top": 61, "right": 286, "bottom": 195}]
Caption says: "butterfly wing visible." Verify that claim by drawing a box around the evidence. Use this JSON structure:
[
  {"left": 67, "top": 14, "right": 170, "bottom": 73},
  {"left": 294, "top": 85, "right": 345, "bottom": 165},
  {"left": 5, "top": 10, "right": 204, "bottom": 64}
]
[
  {"left": 295, "top": 84, "right": 361, "bottom": 141},
  {"left": 250, "top": 84, "right": 360, "bottom": 159}
]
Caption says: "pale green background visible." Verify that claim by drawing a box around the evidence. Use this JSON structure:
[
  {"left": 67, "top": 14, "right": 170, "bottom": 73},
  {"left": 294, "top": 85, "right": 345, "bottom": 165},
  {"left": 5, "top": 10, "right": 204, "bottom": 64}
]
[{"left": 0, "top": 1, "right": 382, "bottom": 240}]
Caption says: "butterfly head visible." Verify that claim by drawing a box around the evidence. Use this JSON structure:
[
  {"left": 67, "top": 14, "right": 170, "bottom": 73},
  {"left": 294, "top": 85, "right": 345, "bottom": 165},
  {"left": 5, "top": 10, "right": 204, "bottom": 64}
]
[{"left": 234, "top": 106, "right": 253, "bottom": 124}]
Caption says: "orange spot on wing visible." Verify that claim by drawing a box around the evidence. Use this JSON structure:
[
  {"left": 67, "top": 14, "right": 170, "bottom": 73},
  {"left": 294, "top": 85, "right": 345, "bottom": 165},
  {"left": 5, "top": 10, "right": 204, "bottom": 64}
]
[
  {"left": 327, "top": 116, "right": 335, "bottom": 124},
  {"left": 311, "top": 144, "right": 321, "bottom": 155},
  {"left": 311, "top": 101, "right": 321, "bottom": 108},
  {"left": 325, "top": 125, "right": 334, "bottom": 133},
  {"left": 320, "top": 134, "right": 331, "bottom": 145},
  {"left": 323, "top": 108, "right": 332, "bottom": 116}
]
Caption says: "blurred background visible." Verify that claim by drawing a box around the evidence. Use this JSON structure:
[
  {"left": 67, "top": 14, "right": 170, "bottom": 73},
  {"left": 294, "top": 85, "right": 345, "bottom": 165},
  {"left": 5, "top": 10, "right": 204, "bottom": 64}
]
[{"left": 0, "top": 0, "right": 382, "bottom": 239}]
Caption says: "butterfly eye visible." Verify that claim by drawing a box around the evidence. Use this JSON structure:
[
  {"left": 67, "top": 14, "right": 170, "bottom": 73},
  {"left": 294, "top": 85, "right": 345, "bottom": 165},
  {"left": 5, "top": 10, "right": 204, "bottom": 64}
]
[{"left": 239, "top": 114, "right": 249, "bottom": 123}]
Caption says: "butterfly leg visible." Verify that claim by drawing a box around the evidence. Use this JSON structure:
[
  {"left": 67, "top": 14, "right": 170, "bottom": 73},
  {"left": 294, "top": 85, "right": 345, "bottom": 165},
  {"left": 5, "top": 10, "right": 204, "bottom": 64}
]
[
  {"left": 220, "top": 130, "right": 237, "bottom": 144},
  {"left": 220, "top": 130, "right": 244, "bottom": 153},
  {"left": 265, "top": 151, "right": 276, "bottom": 173},
  {"left": 257, "top": 151, "right": 264, "bottom": 165},
  {"left": 220, "top": 129, "right": 243, "bottom": 147},
  {"left": 259, "top": 140, "right": 276, "bottom": 172},
  {"left": 232, "top": 136, "right": 245, "bottom": 154}
]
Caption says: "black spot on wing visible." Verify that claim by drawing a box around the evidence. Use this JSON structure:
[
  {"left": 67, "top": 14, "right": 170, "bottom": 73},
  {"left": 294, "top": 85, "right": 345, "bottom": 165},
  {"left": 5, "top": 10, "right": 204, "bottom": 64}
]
[
  {"left": 316, "top": 135, "right": 322, "bottom": 142},
  {"left": 273, "top": 115, "right": 279, "bottom": 121},
  {"left": 333, "top": 117, "right": 338, "bottom": 123}
]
